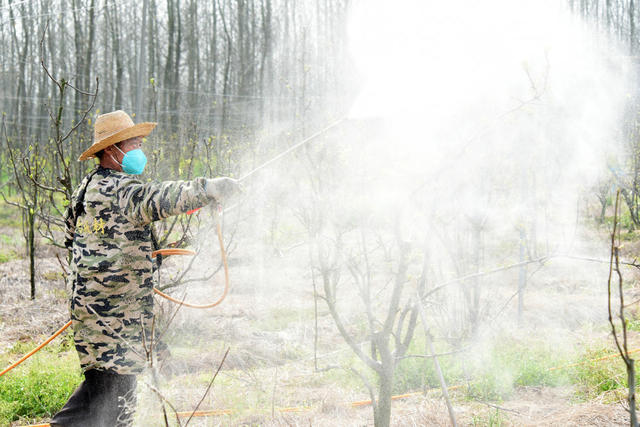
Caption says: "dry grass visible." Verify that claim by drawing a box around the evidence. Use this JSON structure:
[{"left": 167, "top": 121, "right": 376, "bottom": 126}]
[
  {"left": 1, "top": 243, "right": 637, "bottom": 426},
  {"left": 0, "top": 257, "right": 69, "bottom": 354}
]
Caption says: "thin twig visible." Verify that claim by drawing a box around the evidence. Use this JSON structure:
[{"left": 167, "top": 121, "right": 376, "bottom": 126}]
[
  {"left": 350, "top": 366, "right": 378, "bottom": 415},
  {"left": 422, "top": 256, "right": 550, "bottom": 300},
  {"left": 154, "top": 296, "right": 186, "bottom": 346},
  {"left": 184, "top": 347, "right": 230, "bottom": 427},
  {"left": 558, "top": 253, "right": 640, "bottom": 269},
  {"left": 271, "top": 366, "right": 278, "bottom": 419},
  {"left": 60, "top": 77, "right": 99, "bottom": 144},
  {"left": 476, "top": 400, "right": 523, "bottom": 415},
  {"left": 397, "top": 347, "right": 468, "bottom": 360},
  {"left": 40, "top": 20, "right": 62, "bottom": 91},
  {"left": 55, "top": 252, "right": 69, "bottom": 276},
  {"left": 66, "top": 80, "right": 97, "bottom": 96},
  {"left": 416, "top": 296, "right": 458, "bottom": 427},
  {"left": 142, "top": 380, "right": 182, "bottom": 427}
]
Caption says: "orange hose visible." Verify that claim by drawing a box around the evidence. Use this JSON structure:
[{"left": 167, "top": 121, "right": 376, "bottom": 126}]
[
  {"left": 350, "top": 387, "right": 465, "bottom": 408},
  {"left": 0, "top": 321, "right": 72, "bottom": 378},
  {"left": 152, "top": 219, "right": 229, "bottom": 309},
  {"left": 3, "top": 216, "right": 228, "bottom": 378},
  {"left": 15, "top": 341, "right": 640, "bottom": 425},
  {"left": 277, "top": 406, "right": 313, "bottom": 413},
  {"left": 548, "top": 347, "right": 640, "bottom": 371},
  {"left": 151, "top": 248, "right": 196, "bottom": 258},
  {"left": 21, "top": 388, "right": 446, "bottom": 426}
]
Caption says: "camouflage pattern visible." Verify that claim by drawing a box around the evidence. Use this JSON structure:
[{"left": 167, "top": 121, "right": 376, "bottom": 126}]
[{"left": 63, "top": 166, "right": 213, "bottom": 374}]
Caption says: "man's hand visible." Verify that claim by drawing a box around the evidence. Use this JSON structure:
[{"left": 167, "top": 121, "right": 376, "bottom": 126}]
[{"left": 206, "top": 177, "right": 241, "bottom": 202}]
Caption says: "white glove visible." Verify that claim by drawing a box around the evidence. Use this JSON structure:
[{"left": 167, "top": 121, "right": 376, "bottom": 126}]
[{"left": 206, "top": 177, "right": 240, "bottom": 202}]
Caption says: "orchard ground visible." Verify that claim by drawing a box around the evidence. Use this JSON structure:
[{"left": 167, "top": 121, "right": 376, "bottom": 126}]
[{"left": 0, "top": 201, "right": 637, "bottom": 427}]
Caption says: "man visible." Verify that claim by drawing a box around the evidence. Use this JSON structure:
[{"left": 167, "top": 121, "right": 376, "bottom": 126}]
[{"left": 50, "top": 110, "right": 238, "bottom": 427}]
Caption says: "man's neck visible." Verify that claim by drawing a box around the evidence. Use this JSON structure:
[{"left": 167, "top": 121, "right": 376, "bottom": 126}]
[{"left": 100, "top": 157, "right": 121, "bottom": 171}]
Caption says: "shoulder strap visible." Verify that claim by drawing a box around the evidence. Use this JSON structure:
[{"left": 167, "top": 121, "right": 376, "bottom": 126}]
[
  {"left": 72, "top": 167, "right": 105, "bottom": 222},
  {"left": 150, "top": 226, "right": 163, "bottom": 268},
  {"left": 65, "top": 167, "right": 104, "bottom": 249}
]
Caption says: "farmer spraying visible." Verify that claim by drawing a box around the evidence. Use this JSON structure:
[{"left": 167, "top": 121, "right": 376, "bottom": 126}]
[
  {"left": 50, "top": 110, "right": 239, "bottom": 427},
  {"left": 0, "top": 110, "right": 341, "bottom": 425}
]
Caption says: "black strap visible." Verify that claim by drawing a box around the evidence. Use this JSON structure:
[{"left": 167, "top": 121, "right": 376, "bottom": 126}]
[
  {"left": 73, "top": 166, "right": 105, "bottom": 220},
  {"left": 150, "top": 226, "right": 163, "bottom": 268},
  {"left": 65, "top": 167, "right": 104, "bottom": 249}
]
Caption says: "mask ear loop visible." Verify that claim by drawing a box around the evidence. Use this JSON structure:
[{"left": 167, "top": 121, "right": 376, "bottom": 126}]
[
  {"left": 108, "top": 152, "right": 123, "bottom": 168},
  {"left": 114, "top": 145, "right": 127, "bottom": 156},
  {"left": 108, "top": 144, "right": 126, "bottom": 168}
]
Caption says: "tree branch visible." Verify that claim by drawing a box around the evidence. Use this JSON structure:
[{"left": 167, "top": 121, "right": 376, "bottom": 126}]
[{"left": 184, "top": 347, "right": 230, "bottom": 427}]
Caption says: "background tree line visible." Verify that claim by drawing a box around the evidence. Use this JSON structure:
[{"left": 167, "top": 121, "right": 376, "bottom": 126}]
[
  {"left": 571, "top": 0, "right": 640, "bottom": 227},
  {"left": 0, "top": 0, "right": 352, "bottom": 299},
  {"left": 0, "top": 0, "right": 352, "bottom": 190}
]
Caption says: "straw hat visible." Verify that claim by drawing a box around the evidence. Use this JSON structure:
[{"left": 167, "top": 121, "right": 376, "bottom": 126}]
[{"left": 78, "top": 110, "right": 157, "bottom": 161}]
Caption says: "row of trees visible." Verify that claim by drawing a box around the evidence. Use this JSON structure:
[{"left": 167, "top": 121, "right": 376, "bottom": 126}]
[
  {"left": 0, "top": 0, "right": 351, "bottom": 297},
  {"left": 570, "top": 1, "right": 640, "bottom": 232},
  {"left": 0, "top": 0, "right": 352, "bottom": 205},
  {"left": 572, "top": 0, "right": 639, "bottom": 51},
  {"left": 1, "top": 0, "right": 351, "bottom": 141}
]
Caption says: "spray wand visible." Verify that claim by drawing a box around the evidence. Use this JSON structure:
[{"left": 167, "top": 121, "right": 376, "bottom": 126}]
[
  {"left": 152, "top": 118, "right": 346, "bottom": 305},
  {"left": 237, "top": 117, "right": 345, "bottom": 183},
  {"left": 181, "top": 117, "right": 346, "bottom": 216}
]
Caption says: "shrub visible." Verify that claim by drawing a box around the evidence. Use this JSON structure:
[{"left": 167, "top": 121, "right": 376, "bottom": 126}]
[{"left": 571, "top": 345, "right": 632, "bottom": 400}]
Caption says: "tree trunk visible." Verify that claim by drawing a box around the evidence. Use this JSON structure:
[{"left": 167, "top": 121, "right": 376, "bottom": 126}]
[
  {"left": 259, "top": 0, "right": 272, "bottom": 123},
  {"left": 136, "top": 0, "right": 149, "bottom": 115},
  {"left": 111, "top": 0, "right": 123, "bottom": 109},
  {"left": 208, "top": 0, "right": 218, "bottom": 131},
  {"left": 518, "top": 227, "right": 527, "bottom": 325},
  {"left": 187, "top": 0, "right": 197, "bottom": 109},
  {"left": 218, "top": 0, "right": 232, "bottom": 136},
  {"left": 72, "top": 0, "right": 84, "bottom": 115},
  {"left": 28, "top": 205, "right": 35, "bottom": 300},
  {"left": 597, "top": 191, "right": 608, "bottom": 224},
  {"left": 417, "top": 297, "right": 458, "bottom": 426},
  {"left": 631, "top": 0, "right": 636, "bottom": 55},
  {"left": 164, "top": 0, "right": 175, "bottom": 118},
  {"left": 630, "top": 359, "right": 638, "bottom": 427},
  {"left": 375, "top": 370, "right": 394, "bottom": 427},
  {"left": 470, "top": 223, "right": 481, "bottom": 334},
  {"left": 621, "top": 189, "right": 640, "bottom": 229},
  {"left": 15, "top": 2, "right": 30, "bottom": 139}
]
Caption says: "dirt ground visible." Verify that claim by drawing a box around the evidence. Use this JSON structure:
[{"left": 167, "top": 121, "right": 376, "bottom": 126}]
[{"left": 0, "top": 237, "right": 634, "bottom": 426}]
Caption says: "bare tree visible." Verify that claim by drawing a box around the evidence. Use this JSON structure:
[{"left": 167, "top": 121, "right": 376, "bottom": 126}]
[
  {"left": 311, "top": 223, "right": 420, "bottom": 427},
  {"left": 1, "top": 117, "right": 44, "bottom": 299},
  {"left": 608, "top": 190, "right": 638, "bottom": 426}
]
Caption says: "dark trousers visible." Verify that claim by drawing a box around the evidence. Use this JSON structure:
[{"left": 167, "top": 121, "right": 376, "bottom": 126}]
[{"left": 50, "top": 369, "right": 137, "bottom": 427}]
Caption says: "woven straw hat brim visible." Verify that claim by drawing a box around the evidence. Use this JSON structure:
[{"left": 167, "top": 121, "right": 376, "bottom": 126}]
[{"left": 78, "top": 122, "right": 157, "bottom": 161}]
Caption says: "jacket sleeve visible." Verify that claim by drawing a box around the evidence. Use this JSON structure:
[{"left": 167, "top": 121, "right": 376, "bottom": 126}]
[{"left": 115, "top": 176, "right": 213, "bottom": 225}]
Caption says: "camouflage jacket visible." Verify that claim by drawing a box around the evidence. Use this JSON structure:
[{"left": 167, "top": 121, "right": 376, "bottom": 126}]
[{"left": 64, "top": 166, "right": 212, "bottom": 374}]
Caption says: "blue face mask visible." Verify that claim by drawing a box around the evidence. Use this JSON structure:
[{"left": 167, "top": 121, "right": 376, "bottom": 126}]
[{"left": 112, "top": 145, "right": 147, "bottom": 175}]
